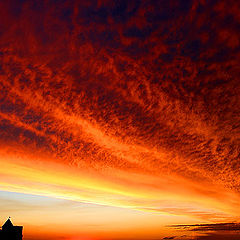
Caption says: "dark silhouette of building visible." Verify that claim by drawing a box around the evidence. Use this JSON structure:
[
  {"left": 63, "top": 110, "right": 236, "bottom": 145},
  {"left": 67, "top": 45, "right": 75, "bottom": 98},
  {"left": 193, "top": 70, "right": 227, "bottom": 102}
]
[{"left": 0, "top": 218, "right": 23, "bottom": 240}]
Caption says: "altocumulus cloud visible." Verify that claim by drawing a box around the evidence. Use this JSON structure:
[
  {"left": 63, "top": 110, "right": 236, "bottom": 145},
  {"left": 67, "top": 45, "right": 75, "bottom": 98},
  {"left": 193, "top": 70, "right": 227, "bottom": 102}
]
[{"left": 0, "top": 0, "right": 240, "bottom": 222}]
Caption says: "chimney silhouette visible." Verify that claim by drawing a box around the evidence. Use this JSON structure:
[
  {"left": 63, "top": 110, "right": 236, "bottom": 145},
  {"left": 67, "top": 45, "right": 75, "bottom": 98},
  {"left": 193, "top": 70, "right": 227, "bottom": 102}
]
[{"left": 0, "top": 217, "right": 23, "bottom": 240}]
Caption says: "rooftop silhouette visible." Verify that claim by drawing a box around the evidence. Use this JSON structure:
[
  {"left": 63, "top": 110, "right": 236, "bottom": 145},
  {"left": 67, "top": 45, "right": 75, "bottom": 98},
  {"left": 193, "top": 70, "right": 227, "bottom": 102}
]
[{"left": 0, "top": 217, "right": 23, "bottom": 240}]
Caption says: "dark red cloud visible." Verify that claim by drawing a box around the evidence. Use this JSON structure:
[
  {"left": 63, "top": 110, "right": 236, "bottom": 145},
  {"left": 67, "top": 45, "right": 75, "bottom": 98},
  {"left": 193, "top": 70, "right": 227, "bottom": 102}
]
[
  {"left": 170, "top": 222, "right": 240, "bottom": 231},
  {"left": 0, "top": 0, "right": 240, "bottom": 222},
  {"left": 168, "top": 223, "right": 240, "bottom": 240}
]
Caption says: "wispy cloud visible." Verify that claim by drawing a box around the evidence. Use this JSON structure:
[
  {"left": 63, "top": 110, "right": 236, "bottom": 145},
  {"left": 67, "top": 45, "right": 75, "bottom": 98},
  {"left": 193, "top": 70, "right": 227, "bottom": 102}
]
[
  {"left": 0, "top": 0, "right": 240, "bottom": 228},
  {"left": 170, "top": 222, "right": 240, "bottom": 231}
]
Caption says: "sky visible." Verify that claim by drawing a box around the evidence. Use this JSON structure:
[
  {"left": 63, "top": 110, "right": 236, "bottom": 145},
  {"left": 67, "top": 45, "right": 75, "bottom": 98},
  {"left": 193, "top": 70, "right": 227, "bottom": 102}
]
[{"left": 0, "top": 0, "right": 240, "bottom": 239}]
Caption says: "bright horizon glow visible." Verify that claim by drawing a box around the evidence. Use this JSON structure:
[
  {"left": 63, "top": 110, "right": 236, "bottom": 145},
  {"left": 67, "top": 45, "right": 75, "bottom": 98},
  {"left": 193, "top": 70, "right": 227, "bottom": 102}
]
[{"left": 0, "top": 151, "right": 239, "bottom": 220}]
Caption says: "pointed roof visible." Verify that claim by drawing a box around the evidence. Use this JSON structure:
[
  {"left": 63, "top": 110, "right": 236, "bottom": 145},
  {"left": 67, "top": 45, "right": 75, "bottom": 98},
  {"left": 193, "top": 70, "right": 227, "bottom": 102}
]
[{"left": 2, "top": 218, "right": 13, "bottom": 228}]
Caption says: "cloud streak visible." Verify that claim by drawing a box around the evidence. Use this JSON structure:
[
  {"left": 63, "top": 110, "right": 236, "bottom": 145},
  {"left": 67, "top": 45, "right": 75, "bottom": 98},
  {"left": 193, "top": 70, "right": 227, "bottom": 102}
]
[{"left": 170, "top": 222, "right": 240, "bottom": 231}]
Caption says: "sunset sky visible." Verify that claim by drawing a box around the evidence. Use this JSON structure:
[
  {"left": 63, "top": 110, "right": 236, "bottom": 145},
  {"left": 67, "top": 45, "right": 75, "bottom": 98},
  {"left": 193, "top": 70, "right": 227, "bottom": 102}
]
[{"left": 0, "top": 0, "right": 240, "bottom": 239}]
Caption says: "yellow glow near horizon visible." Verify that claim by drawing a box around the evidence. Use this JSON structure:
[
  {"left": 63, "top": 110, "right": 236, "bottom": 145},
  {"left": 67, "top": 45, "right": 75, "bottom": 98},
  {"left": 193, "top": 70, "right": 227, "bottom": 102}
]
[{"left": 0, "top": 150, "right": 239, "bottom": 225}]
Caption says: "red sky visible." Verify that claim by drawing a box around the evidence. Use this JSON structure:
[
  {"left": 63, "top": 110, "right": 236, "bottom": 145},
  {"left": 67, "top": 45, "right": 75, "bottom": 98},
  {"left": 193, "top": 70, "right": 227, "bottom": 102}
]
[{"left": 0, "top": 0, "right": 240, "bottom": 239}]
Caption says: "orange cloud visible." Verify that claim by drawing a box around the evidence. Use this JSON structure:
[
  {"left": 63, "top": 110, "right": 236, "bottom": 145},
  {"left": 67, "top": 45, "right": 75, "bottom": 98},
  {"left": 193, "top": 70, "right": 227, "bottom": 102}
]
[{"left": 0, "top": 1, "right": 240, "bottom": 237}]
